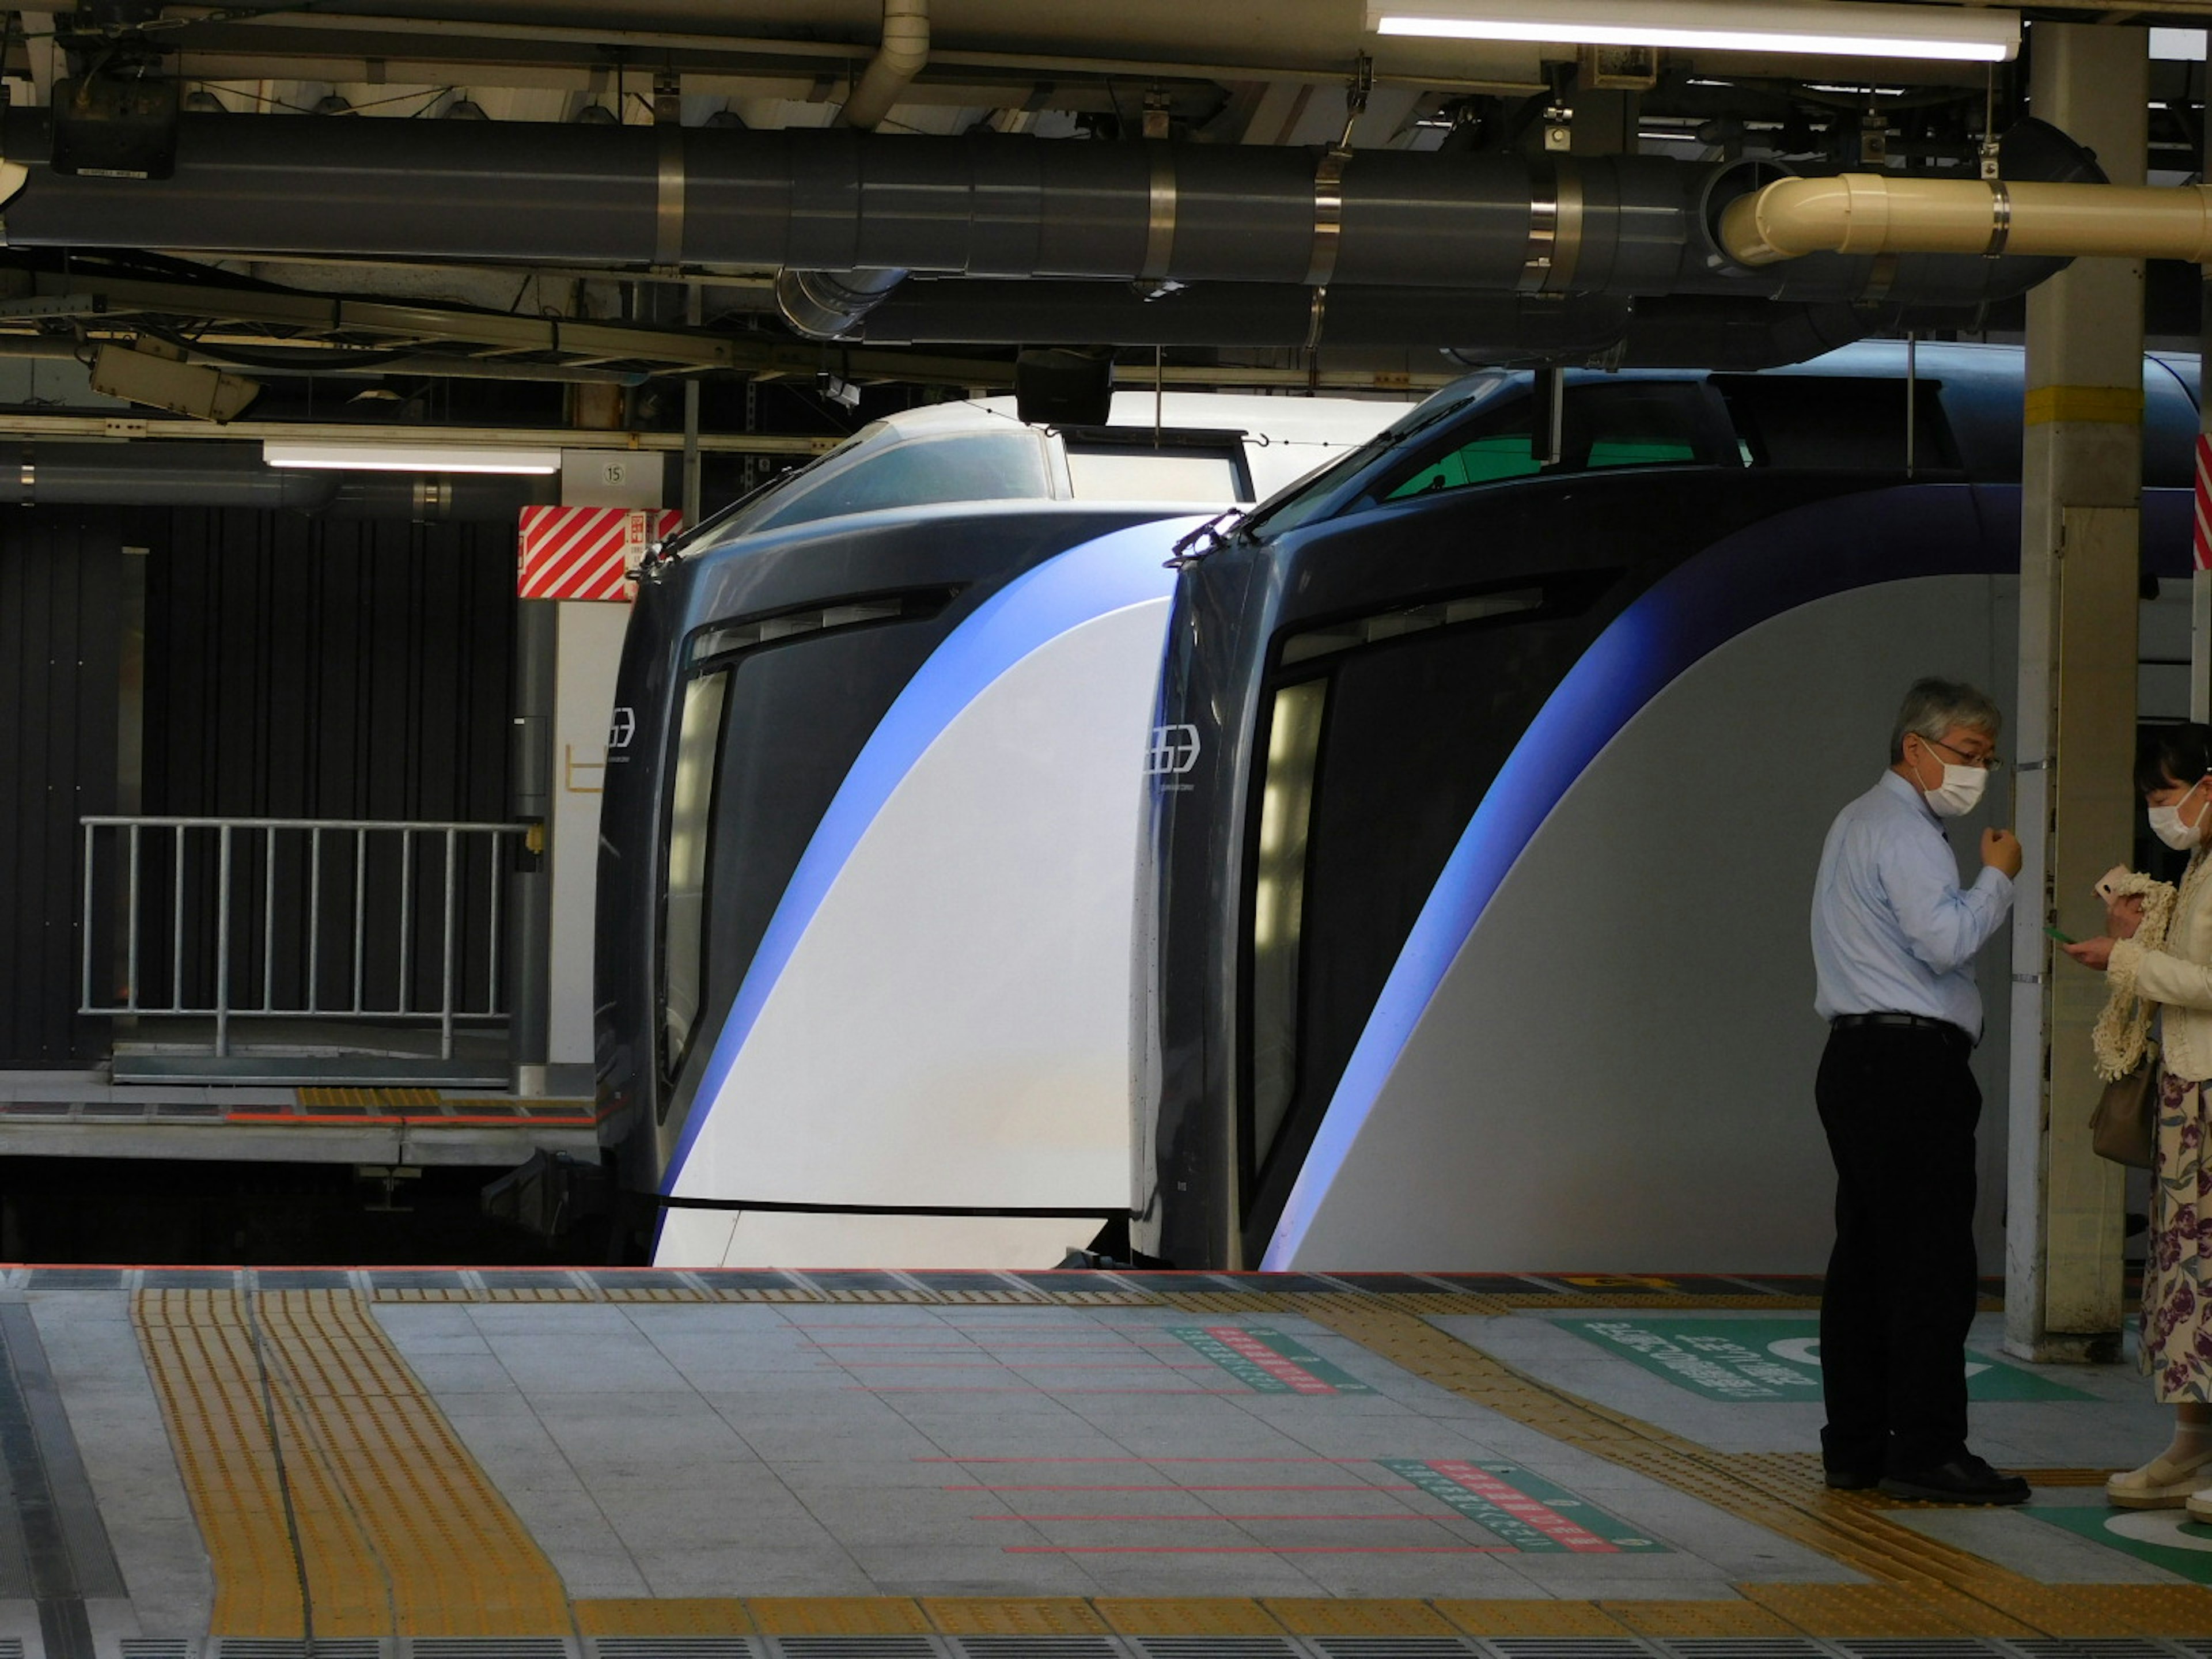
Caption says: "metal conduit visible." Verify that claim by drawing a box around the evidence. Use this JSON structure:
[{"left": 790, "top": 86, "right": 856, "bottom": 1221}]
[
  {"left": 0, "top": 441, "right": 544, "bottom": 517},
  {"left": 852, "top": 282, "right": 1896, "bottom": 368},
  {"left": 0, "top": 112, "right": 2098, "bottom": 313}
]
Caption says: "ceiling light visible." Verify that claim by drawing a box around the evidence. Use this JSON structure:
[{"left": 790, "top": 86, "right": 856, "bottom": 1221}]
[
  {"left": 1368, "top": 0, "right": 2020, "bottom": 62},
  {"left": 262, "top": 441, "right": 561, "bottom": 474}
]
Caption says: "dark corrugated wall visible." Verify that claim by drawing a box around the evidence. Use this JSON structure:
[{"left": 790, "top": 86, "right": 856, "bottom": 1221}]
[
  {"left": 140, "top": 512, "right": 517, "bottom": 1019},
  {"left": 0, "top": 516, "right": 123, "bottom": 1067}
]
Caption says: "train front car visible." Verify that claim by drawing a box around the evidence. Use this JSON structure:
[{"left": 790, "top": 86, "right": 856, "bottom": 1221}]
[
  {"left": 1134, "top": 343, "right": 2203, "bottom": 1276},
  {"left": 598, "top": 501, "right": 1205, "bottom": 1267}
]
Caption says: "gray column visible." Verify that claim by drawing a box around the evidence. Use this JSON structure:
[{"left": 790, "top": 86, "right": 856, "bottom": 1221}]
[
  {"left": 507, "top": 597, "right": 557, "bottom": 1093},
  {"left": 2005, "top": 22, "right": 2148, "bottom": 1361}
]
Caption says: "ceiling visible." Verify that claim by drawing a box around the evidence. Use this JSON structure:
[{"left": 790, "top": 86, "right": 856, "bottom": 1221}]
[{"left": 0, "top": 0, "right": 2205, "bottom": 445}]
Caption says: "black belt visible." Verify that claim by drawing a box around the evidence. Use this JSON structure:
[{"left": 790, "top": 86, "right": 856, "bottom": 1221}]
[{"left": 1831, "top": 1012, "right": 1971, "bottom": 1046}]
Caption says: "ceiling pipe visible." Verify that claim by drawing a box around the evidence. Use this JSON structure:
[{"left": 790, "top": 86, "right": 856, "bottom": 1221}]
[
  {"left": 0, "top": 111, "right": 2092, "bottom": 311},
  {"left": 839, "top": 0, "right": 930, "bottom": 133},
  {"left": 1722, "top": 171, "right": 2212, "bottom": 267},
  {"left": 851, "top": 279, "right": 1944, "bottom": 369},
  {"left": 0, "top": 440, "right": 544, "bottom": 518},
  {"left": 777, "top": 0, "right": 929, "bottom": 339}
]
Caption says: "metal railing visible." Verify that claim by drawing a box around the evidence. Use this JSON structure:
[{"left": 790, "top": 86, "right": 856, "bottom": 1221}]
[{"left": 79, "top": 816, "right": 527, "bottom": 1059}]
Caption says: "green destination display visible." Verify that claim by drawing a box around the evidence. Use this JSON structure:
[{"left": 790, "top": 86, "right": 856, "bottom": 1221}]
[
  {"left": 1166, "top": 1325, "right": 1375, "bottom": 1395},
  {"left": 1378, "top": 1458, "right": 1668, "bottom": 1554},
  {"left": 1556, "top": 1317, "right": 2093, "bottom": 1403}
]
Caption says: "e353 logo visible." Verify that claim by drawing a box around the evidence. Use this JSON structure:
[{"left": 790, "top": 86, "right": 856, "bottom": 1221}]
[{"left": 1145, "top": 724, "right": 1200, "bottom": 777}]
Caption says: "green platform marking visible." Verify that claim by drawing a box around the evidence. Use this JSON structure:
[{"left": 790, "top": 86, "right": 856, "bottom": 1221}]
[
  {"left": 1380, "top": 1458, "right": 1668, "bottom": 1554},
  {"left": 1166, "top": 1325, "right": 1374, "bottom": 1394},
  {"left": 1556, "top": 1316, "right": 2093, "bottom": 1403},
  {"left": 2025, "top": 1504, "right": 2212, "bottom": 1584}
]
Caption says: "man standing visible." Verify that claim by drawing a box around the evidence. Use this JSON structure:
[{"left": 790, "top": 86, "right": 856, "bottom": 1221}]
[{"left": 1809, "top": 677, "right": 2028, "bottom": 1505}]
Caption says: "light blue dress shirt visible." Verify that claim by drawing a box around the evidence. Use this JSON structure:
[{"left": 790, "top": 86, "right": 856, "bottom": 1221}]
[{"left": 1810, "top": 770, "right": 2015, "bottom": 1041}]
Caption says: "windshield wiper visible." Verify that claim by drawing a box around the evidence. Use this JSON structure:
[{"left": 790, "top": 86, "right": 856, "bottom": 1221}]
[{"left": 1165, "top": 508, "right": 1245, "bottom": 569}]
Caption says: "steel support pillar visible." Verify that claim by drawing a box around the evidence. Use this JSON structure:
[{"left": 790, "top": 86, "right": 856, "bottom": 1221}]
[
  {"left": 2005, "top": 22, "right": 2147, "bottom": 1362},
  {"left": 507, "top": 599, "right": 556, "bottom": 1095}
]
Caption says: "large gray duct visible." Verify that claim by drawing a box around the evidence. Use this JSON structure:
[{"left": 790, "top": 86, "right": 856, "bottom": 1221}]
[
  {"left": 0, "top": 441, "right": 546, "bottom": 518},
  {"left": 0, "top": 112, "right": 2097, "bottom": 315}
]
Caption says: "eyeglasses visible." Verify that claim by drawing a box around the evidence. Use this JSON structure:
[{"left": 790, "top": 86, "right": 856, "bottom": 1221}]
[{"left": 1921, "top": 734, "right": 2003, "bottom": 772}]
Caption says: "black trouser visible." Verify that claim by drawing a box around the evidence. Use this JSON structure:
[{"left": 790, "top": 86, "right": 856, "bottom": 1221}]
[{"left": 1814, "top": 1020, "right": 1982, "bottom": 1475}]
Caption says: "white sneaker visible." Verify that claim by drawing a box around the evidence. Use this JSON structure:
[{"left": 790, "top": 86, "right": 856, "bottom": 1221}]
[{"left": 2109, "top": 1447, "right": 2212, "bottom": 1509}]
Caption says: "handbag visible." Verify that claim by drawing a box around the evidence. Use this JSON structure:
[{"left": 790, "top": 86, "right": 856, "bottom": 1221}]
[{"left": 2090, "top": 1052, "right": 2158, "bottom": 1169}]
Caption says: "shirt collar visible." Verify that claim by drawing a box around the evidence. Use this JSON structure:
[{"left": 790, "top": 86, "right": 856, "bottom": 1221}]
[{"left": 1878, "top": 767, "right": 1941, "bottom": 826}]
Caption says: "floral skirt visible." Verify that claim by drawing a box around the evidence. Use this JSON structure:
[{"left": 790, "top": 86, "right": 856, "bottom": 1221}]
[{"left": 2144, "top": 1069, "right": 2212, "bottom": 1401}]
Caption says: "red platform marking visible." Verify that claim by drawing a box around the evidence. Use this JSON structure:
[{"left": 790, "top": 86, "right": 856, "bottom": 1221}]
[
  {"left": 1426, "top": 1460, "right": 1618, "bottom": 1554},
  {"left": 1201, "top": 1324, "right": 1338, "bottom": 1394},
  {"left": 945, "top": 1483, "right": 1391, "bottom": 1493}
]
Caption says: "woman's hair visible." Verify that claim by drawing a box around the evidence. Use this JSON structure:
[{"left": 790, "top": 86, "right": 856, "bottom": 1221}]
[
  {"left": 2137, "top": 724, "right": 2212, "bottom": 796},
  {"left": 1888, "top": 677, "right": 2002, "bottom": 764}
]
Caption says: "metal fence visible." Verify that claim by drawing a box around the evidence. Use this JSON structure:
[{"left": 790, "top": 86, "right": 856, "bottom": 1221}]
[{"left": 79, "top": 816, "right": 526, "bottom": 1059}]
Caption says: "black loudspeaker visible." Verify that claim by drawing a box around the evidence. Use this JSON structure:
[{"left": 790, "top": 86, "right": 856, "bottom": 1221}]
[
  {"left": 1014, "top": 347, "right": 1115, "bottom": 426},
  {"left": 51, "top": 75, "right": 180, "bottom": 180}
]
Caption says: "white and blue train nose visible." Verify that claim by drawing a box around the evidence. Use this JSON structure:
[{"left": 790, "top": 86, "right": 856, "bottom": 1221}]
[{"left": 653, "top": 516, "right": 1202, "bottom": 1268}]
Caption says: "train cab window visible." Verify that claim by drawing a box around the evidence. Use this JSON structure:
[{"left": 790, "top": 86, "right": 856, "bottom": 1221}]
[
  {"left": 1714, "top": 375, "right": 1959, "bottom": 472},
  {"left": 662, "top": 669, "right": 730, "bottom": 1084},
  {"left": 1377, "top": 380, "right": 1733, "bottom": 502},
  {"left": 747, "top": 429, "right": 1052, "bottom": 532}
]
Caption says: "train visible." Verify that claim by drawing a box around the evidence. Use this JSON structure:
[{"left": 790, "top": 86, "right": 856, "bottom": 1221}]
[
  {"left": 1132, "top": 340, "right": 2201, "bottom": 1274},
  {"left": 593, "top": 391, "right": 1406, "bottom": 1266},
  {"left": 600, "top": 344, "right": 2200, "bottom": 1276}
]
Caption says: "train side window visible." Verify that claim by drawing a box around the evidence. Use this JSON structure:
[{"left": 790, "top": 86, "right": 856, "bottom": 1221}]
[
  {"left": 1714, "top": 375, "right": 1959, "bottom": 472},
  {"left": 661, "top": 669, "right": 730, "bottom": 1084},
  {"left": 1251, "top": 679, "right": 1328, "bottom": 1165},
  {"left": 1379, "top": 380, "right": 1730, "bottom": 502}
]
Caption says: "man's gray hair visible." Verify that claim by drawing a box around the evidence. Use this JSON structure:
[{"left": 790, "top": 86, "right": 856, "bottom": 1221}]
[{"left": 1889, "top": 677, "right": 2002, "bottom": 763}]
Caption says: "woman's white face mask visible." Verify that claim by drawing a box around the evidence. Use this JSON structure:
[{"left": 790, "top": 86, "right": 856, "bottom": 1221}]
[{"left": 2150, "top": 779, "right": 2212, "bottom": 850}]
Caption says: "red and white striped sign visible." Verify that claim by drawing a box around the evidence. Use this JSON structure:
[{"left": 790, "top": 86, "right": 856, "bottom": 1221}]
[
  {"left": 517, "top": 505, "right": 681, "bottom": 600},
  {"left": 2195, "top": 433, "right": 2212, "bottom": 571}
]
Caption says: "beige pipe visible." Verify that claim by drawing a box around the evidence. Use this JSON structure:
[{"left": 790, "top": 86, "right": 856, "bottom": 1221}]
[
  {"left": 840, "top": 0, "right": 931, "bottom": 131},
  {"left": 1720, "top": 172, "right": 2212, "bottom": 267}
]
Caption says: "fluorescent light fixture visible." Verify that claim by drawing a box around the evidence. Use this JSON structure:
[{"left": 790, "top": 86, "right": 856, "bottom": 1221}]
[
  {"left": 262, "top": 441, "right": 562, "bottom": 474},
  {"left": 2152, "top": 26, "right": 2207, "bottom": 62},
  {"left": 1369, "top": 0, "right": 2020, "bottom": 62}
]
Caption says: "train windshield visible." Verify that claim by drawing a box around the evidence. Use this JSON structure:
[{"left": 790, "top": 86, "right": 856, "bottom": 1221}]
[
  {"left": 708, "top": 425, "right": 1054, "bottom": 541},
  {"left": 1233, "top": 376, "right": 1508, "bottom": 542}
]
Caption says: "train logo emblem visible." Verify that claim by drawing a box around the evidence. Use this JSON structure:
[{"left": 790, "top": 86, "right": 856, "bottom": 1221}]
[
  {"left": 608, "top": 706, "right": 636, "bottom": 750},
  {"left": 1146, "top": 724, "right": 1200, "bottom": 776}
]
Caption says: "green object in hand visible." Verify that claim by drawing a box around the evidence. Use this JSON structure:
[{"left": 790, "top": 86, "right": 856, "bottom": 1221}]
[{"left": 2045, "top": 924, "right": 2077, "bottom": 945}]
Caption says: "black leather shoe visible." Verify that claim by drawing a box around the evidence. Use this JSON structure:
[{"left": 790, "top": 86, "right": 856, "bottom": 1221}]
[
  {"left": 1878, "top": 1455, "right": 2031, "bottom": 1506},
  {"left": 1824, "top": 1466, "right": 1881, "bottom": 1491}
]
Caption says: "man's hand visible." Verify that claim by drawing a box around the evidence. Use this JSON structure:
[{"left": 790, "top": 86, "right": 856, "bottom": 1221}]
[
  {"left": 2108, "top": 893, "right": 2146, "bottom": 941},
  {"left": 2063, "top": 935, "right": 2117, "bottom": 971},
  {"left": 1982, "top": 827, "right": 2024, "bottom": 881}
]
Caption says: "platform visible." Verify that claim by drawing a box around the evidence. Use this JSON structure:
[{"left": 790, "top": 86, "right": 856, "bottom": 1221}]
[
  {"left": 0, "top": 1081, "right": 600, "bottom": 1165},
  {"left": 0, "top": 1266, "right": 2199, "bottom": 1657}
]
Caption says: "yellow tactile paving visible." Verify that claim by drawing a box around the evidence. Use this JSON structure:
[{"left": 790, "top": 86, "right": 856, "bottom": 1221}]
[
  {"left": 1435, "top": 1599, "right": 1632, "bottom": 1637},
  {"left": 1094, "top": 1599, "right": 1286, "bottom": 1636},
  {"left": 135, "top": 1289, "right": 569, "bottom": 1637},
  {"left": 921, "top": 1598, "right": 1113, "bottom": 1635},
  {"left": 1601, "top": 1599, "right": 1801, "bottom": 1638},
  {"left": 574, "top": 1600, "right": 756, "bottom": 1636},
  {"left": 1261, "top": 1599, "right": 1460, "bottom": 1637},
  {"left": 743, "top": 1597, "right": 930, "bottom": 1634},
  {"left": 1305, "top": 1298, "right": 2154, "bottom": 1641}
]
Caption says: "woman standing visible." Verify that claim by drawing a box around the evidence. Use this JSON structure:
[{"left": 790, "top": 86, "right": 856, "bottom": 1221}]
[{"left": 2065, "top": 724, "right": 2212, "bottom": 1510}]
